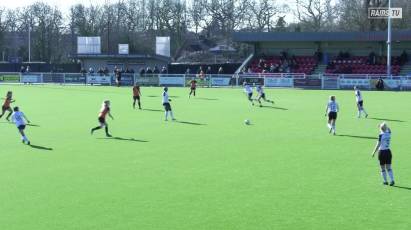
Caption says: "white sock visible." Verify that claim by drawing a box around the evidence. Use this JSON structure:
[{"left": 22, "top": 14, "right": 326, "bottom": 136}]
[
  {"left": 165, "top": 111, "right": 168, "bottom": 120},
  {"left": 170, "top": 111, "right": 174, "bottom": 119},
  {"left": 357, "top": 111, "right": 361, "bottom": 117},
  {"left": 327, "top": 123, "right": 331, "bottom": 129},
  {"left": 388, "top": 169, "right": 394, "bottom": 182},
  {"left": 332, "top": 125, "right": 336, "bottom": 133},
  {"left": 381, "top": 170, "right": 388, "bottom": 183}
]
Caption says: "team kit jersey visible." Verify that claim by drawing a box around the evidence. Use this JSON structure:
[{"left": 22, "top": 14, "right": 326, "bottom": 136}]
[
  {"left": 11, "top": 111, "right": 26, "bottom": 128},
  {"left": 133, "top": 87, "right": 140, "bottom": 98},
  {"left": 378, "top": 130, "right": 392, "bottom": 165},
  {"left": 327, "top": 101, "right": 339, "bottom": 113},
  {"left": 244, "top": 85, "right": 253, "bottom": 95},
  {"left": 378, "top": 131, "right": 391, "bottom": 151},
  {"left": 256, "top": 87, "right": 264, "bottom": 96},
  {"left": 162, "top": 91, "right": 169, "bottom": 104},
  {"left": 3, "top": 98, "right": 11, "bottom": 109},
  {"left": 190, "top": 80, "right": 197, "bottom": 89},
  {"left": 355, "top": 90, "right": 363, "bottom": 102},
  {"left": 98, "top": 106, "right": 110, "bottom": 123}
]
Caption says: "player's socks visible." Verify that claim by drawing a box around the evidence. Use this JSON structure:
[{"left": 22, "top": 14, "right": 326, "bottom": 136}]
[
  {"left": 170, "top": 111, "right": 175, "bottom": 120},
  {"left": 381, "top": 169, "right": 388, "bottom": 184},
  {"left": 362, "top": 109, "right": 368, "bottom": 117},
  {"left": 138, "top": 102, "right": 141, "bottom": 109},
  {"left": 357, "top": 111, "right": 361, "bottom": 118},
  {"left": 165, "top": 111, "right": 169, "bottom": 120},
  {"left": 91, "top": 126, "right": 101, "bottom": 134},
  {"left": 387, "top": 169, "right": 394, "bottom": 184},
  {"left": 332, "top": 125, "right": 336, "bottom": 135},
  {"left": 105, "top": 126, "right": 111, "bottom": 137},
  {"left": 6, "top": 112, "right": 12, "bottom": 121}
]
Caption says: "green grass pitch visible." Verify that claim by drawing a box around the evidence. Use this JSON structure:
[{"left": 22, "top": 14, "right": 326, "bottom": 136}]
[{"left": 0, "top": 84, "right": 410, "bottom": 229}]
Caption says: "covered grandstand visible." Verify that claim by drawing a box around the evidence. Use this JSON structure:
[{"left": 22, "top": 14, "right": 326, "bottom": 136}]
[{"left": 233, "top": 30, "right": 411, "bottom": 76}]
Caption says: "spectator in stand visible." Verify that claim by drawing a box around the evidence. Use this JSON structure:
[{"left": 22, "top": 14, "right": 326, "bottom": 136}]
[
  {"left": 400, "top": 50, "right": 408, "bottom": 65},
  {"left": 129, "top": 68, "right": 135, "bottom": 74},
  {"left": 270, "top": 63, "right": 276, "bottom": 73},
  {"left": 218, "top": 66, "right": 224, "bottom": 75},
  {"left": 26, "top": 66, "right": 30, "bottom": 73},
  {"left": 146, "top": 67, "right": 153, "bottom": 74},
  {"left": 368, "top": 52, "right": 376, "bottom": 65},
  {"left": 315, "top": 48, "right": 323, "bottom": 62},
  {"left": 114, "top": 67, "right": 122, "bottom": 87},
  {"left": 258, "top": 58, "right": 265, "bottom": 68},
  {"left": 140, "top": 68, "right": 146, "bottom": 77},
  {"left": 20, "top": 66, "right": 26, "bottom": 73},
  {"left": 153, "top": 66, "right": 160, "bottom": 74},
  {"left": 247, "top": 67, "right": 253, "bottom": 73},
  {"left": 97, "top": 67, "right": 104, "bottom": 76},
  {"left": 263, "top": 63, "right": 270, "bottom": 73},
  {"left": 88, "top": 67, "right": 94, "bottom": 75},
  {"left": 80, "top": 68, "right": 87, "bottom": 76},
  {"left": 161, "top": 66, "right": 167, "bottom": 74},
  {"left": 185, "top": 67, "right": 191, "bottom": 75},
  {"left": 103, "top": 67, "right": 109, "bottom": 76},
  {"left": 206, "top": 66, "right": 212, "bottom": 75}
]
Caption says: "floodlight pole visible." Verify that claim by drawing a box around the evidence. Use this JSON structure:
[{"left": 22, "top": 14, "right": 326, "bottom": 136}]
[
  {"left": 387, "top": 0, "right": 392, "bottom": 77},
  {"left": 28, "top": 24, "right": 31, "bottom": 63}
]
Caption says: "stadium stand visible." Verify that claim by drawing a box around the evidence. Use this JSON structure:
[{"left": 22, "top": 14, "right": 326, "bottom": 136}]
[
  {"left": 325, "top": 56, "right": 402, "bottom": 75},
  {"left": 247, "top": 55, "right": 318, "bottom": 75}
]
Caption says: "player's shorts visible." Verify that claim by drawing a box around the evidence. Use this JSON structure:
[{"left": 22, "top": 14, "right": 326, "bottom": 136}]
[
  {"left": 17, "top": 125, "right": 26, "bottom": 130},
  {"left": 259, "top": 93, "right": 266, "bottom": 99},
  {"left": 357, "top": 100, "right": 363, "bottom": 107},
  {"left": 191, "top": 87, "right": 196, "bottom": 90},
  {"left": 98, "top": 117, "right": 106, "bottom": 124},
  {"left": 163, "top": 102, "right": 172, "bottom": 111},
  {"left": 328, "top": 112, "right": 337, "bottom": 120},
  {"left": 378, "top": 149, "right": 392, "bottom": 165},
  {"left": 2, "top": 105, "right": 10, "bottom": 111},
  {"left": 248, "top": 93, "right": 253, "bottom": 99},
  {"left": 133, "top": 96, "right": 140, "bottom": 100}
]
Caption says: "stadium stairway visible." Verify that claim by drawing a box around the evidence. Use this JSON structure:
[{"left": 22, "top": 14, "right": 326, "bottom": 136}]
[
  {"left": 312, "top": 64, "right": 327, "bottom": 75},
  {"left": 399, "top": 64, "right": 411, "bottom": 76}
]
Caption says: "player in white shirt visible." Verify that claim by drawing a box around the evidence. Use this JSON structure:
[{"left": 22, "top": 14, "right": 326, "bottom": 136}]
[
  {"left": 243, "top": 82, "right": 254, "bottom": 106},
  {"left": 354, "top": 86, "right": 368, "bottom": 118},
  {"left": 372, "top": 122, "right": 395, "bottom": 186},
  {"left": 162, "top": 87, "right": 175, "bottom": 121},
  {"left": 11, "top": 107, "right": 31, "bottom": 145},
  {"left": 325, "top": 95, "right": 339, "bottom": 135},
  {"left": 256, "top": 85, "right": 274, "bottom": 107}
]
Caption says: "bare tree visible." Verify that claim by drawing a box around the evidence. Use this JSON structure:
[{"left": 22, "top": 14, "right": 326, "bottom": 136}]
[{"left": 295, "top": 0, "right": 337, "bottom": 31}]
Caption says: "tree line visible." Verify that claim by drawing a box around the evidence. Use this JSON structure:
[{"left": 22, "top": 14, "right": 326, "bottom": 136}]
[{"left": 0, "top": 0, "right": 409, "bottom": 63}]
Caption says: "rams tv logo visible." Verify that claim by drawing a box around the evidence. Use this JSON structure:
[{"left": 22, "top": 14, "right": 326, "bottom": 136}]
[{"left": 368, "top": 8, "right": 402, "bottom": 19}]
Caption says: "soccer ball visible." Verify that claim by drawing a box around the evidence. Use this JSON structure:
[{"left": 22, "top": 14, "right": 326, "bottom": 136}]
[{"left": 244, "top": 119, "right": 251, "bottom": 125}]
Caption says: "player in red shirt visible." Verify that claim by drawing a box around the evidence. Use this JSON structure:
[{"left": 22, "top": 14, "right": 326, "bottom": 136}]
[
  {"left": 189, "top": 79, "right": 197, "bottom": 98},
  {"left": 90, "top": 100, "right": 114, "bottom": 137},
  {"left": 132, "top": 84, "right": 142, "bottom": 109},
  {"left": 0, "top": 91, "right": 15, "bottom": 121}
]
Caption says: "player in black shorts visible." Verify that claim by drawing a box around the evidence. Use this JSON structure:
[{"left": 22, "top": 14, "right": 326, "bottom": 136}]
[
  {"left": 132, "top": 84, "right": 142, "bottom": 109},
  {"left": 372, "top": 122, "right": 395, "bottom": 186},
  {"left": 256, "top": 85, "right": 274, "bottom": 107}
]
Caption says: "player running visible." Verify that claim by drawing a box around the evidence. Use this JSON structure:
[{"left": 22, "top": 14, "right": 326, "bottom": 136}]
[
  {"left": 91, "top": 100, "right": 114, "bottom": 137},
  {"left": 0, "top": 91, "right": 15, "bottom": 121},
  {"left": 132, "top": 84, "right": 142, "bottom": 109},
  {"left": 354, "top": 86, "right": 368, "bottom": 118},
  {"left": 256, "top": 85, "right": 274, "bottom": 107},
  {"left": 243, "top": 82, "right": 254, "bottom": 106},
  {"left": 189, "top": 78, "right": 197, "bottom": 98},
  {"left": 11, "top": 106, "right": 31, "bottom": 145},
  {"left": 162, "top": 87, "right": 175, "bottom": 121},
  {"left": 325, "top": 95, "right": 339, "bottom": 135},
  {"left": 372, "top": 122, "right": 395, "bottom": 186}
]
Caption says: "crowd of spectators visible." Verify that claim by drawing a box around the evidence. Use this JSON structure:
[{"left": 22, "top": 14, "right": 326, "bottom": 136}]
[{"left": 80, "top": 66, "right": 168, "bottom": 77}]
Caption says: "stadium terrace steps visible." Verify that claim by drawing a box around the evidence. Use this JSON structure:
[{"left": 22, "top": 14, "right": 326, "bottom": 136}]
[
  {"left": 325, "top": 56, "right": 402, "bottom": 75},
  {"left": 313, "top": 64, "right": 328, "bottom": 74}
]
